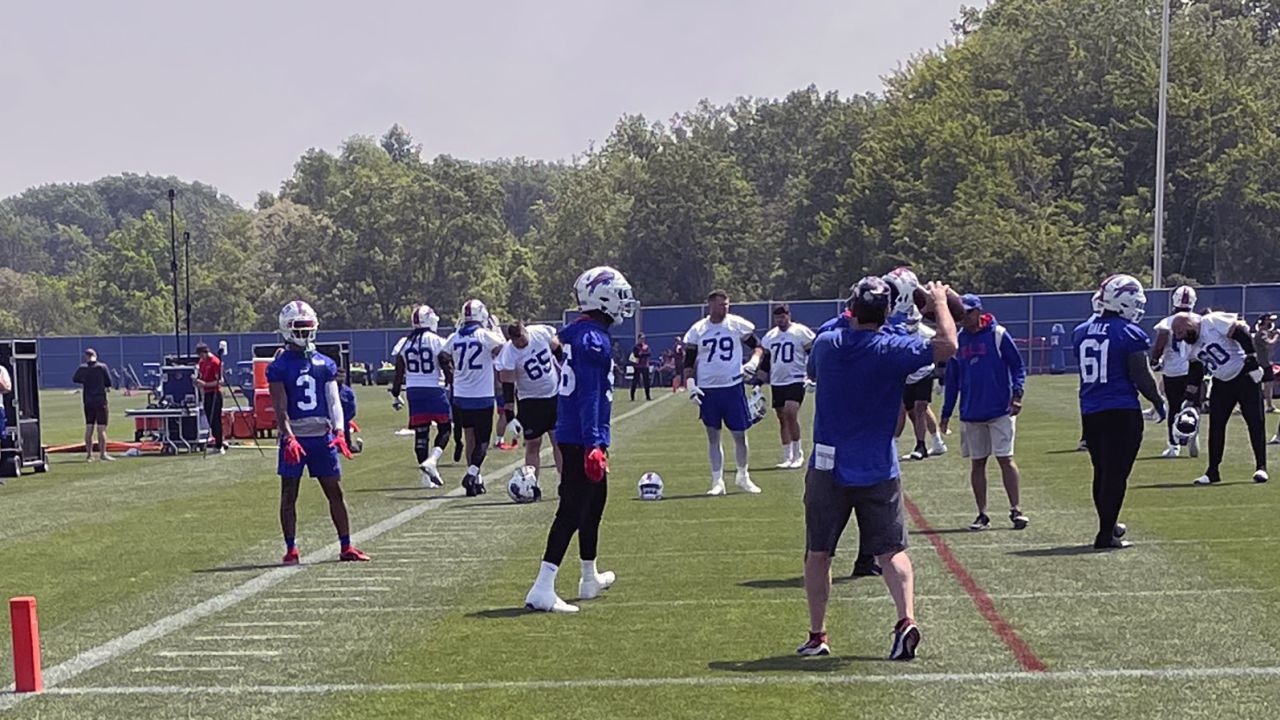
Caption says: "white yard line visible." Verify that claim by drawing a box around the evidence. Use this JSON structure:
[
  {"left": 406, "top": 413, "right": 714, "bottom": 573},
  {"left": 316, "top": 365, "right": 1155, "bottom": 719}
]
[
  {"left": 0, "top": 394, "right": 675, "bottom": 711},
  {"left": 153, "top": 651, "right": 281, "bottom": 658},
  {"left": 128, "top": 667, "right": 242, "bottom": 674},
  {"left": 273, "top": 587, "right": 391, "bottom": 593},
  {"left": 34, "top": 664, "right": 1280, "bottom": 695},
  {"left": 190, "top": 635, "right": 303, "bottom": 641},
  {"left": 220, "top": 621, "right": 321, "bottom": 628}
]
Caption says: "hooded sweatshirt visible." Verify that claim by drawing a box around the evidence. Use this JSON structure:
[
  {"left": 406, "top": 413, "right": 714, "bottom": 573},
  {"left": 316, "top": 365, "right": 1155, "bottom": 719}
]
[{"left": 942, "top": 313, "right": 1025, "bottom": 423}]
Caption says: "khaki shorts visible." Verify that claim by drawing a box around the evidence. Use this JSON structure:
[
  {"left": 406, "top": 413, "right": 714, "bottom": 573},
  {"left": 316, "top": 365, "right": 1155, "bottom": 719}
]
[{"left": 960, "top": 415, "right": 1016, "bottom": 459}]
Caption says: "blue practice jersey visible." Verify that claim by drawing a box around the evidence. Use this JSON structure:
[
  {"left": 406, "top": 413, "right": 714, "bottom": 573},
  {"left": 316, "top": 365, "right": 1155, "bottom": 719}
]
[
  {"left": 1072, "top": 316, "right": 1151, "bottom": 415},
  {"left": 554, "top": 316, "right": 614, "bottom": 448},
  {"left": 266, "top": 349, "right": 338, "bottom": 436},
  {"left": 810, "top": 327, "right": 932, "bottom": 487}
]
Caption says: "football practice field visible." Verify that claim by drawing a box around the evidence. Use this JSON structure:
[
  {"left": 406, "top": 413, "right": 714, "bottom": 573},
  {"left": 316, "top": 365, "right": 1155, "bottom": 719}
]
[{"left": 3, "top": 376, "right": 1280, "bottom": 719}]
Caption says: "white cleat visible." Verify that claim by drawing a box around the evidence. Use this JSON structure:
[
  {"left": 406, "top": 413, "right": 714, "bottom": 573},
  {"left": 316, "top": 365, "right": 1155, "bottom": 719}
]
[
  {"left": 707, "top": 478, "right": 726, "bottom": 496},
  {"left": 1270, "top": 435, "right": 1280, "bottom": 446},
  {"left": 1161, "top": 445, "right": 1181, "bottom": 459},
  {"left": 1193, "top": 474, "right": 1219, "bottom": 486},
  {"left": 418, "top": 458, "right": 444, "bottom": 488},
  {"left": 931, "top": 439, "right": 948, "bottom": 456},
  {"left": 735, "top": 472, "right": 762, "bottom": 494},
  {"left": 524, "top": 586, "right": 580, "bottom": 613},
  {"left": 1254, "top": 470, "right": 1270, "bottom": 484},
  {"left": 578, "top": 570, "right": 616, "bottom": 600},
  {"left": 788, "top": 454, "right": 806, "bottom": 469},
  {"left": 776, "top": 458, "right": 794, "bottom": 469}
]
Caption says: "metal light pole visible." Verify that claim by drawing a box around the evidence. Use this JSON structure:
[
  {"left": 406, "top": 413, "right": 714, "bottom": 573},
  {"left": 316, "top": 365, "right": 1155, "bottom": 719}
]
[{"left": 1152, "top": 0, "right": 1171, "bottom": 289}]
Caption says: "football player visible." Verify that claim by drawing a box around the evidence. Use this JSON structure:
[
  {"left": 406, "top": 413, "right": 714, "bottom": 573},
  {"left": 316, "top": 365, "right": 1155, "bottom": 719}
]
[
  {"left": 898, "top": 315, "right": 948, "bottom": 462},
  {"left": 390, "top": 305, "right": 452, "bottom": 488},
  {"left": 761, "top": 304, "right": 816, "bottom": 469},
  {"left": 683, "top": 290, "right": 764, "bottom": 495},
  {"left": 1150, "top": 286, "right": 1198, "bottom": 458},
  {"left": 1073, "top": 275, "right": 1165, "bottom": 550},
  {"left": 525, "top": 266, "right": 638, "bottom": 613},
  {"left": 439, "top": 300, "right": 506, "bottom": 496},
  {"left": 269, "top": 301, "right": 369, "bottom": 564},
  {"left": 1171, "top": 309, "right": 1269, "bottom": 485},
  {"left": 497, "top": 320, "right": 564, "bottom": 478}
]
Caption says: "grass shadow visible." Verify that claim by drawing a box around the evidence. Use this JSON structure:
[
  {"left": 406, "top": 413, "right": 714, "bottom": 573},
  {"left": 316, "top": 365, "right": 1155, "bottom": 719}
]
[
  {"left": 910, "top": 527, "right": 1012, "bottom": 536},
  {"left": 1131, "top": 481, "right": 1251, "bottom": 489},
  {"left": 351, "top": 486, "right": 427, "bottom": 493},
  {"left": 629, "top": 493, "right": 722, "bottom": 502},
  {"left": 739, "top": 577, "right": 804, "bottom": 590},
  {"left": 1009, "top": 544, "right": 1101, "bottom": 557},
  {"left": 1044, "top": 448, "right": 1088, "bottom": 455},
  {"left": 194, "top": 562, "right": 292, "bottom": 573},
  {"left": 708, "top": 655, "right": 884, "bottom": 673},
  {"left": 467, "top": 607, "right": 532, "bottom": 619}
]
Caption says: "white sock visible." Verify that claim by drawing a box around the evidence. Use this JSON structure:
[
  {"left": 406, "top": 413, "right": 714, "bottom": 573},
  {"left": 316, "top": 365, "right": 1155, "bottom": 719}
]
[
  {"left": 791, "top": 441, "right": 802, "bottom": 458},
  {"left": 534, "top": 561, "right": 558, "bottom": 592},
  {"left": 467, "top": 464, "right": 480, "bottom": 477},
  {"left": 732, "top": 430, "right": 750, "bottom": 471},
  {"left": 429, "top": 446, "right": 443, "bottom": 462},
  {"left": 581, "top": 559, "right": 596, "bottom": 578},
  {"left": 934, "top": 433, "right": 944, "bottom": 444},
  {"left": 782, "top": 443, "right": 793, "bottom": 461},
  {"left": 712, "top": 468, "right": 724, "bottom": 483}
]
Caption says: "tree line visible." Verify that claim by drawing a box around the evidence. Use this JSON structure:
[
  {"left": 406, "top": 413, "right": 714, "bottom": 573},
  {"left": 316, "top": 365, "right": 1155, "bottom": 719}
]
[{"left": 2, "top": 0, "right": 1279, "bottom": 336}]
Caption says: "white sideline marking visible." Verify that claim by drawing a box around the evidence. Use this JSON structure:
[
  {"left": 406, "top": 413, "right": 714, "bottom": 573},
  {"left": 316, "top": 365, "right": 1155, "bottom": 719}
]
[
  {"left": 191, "top": 635, "right": 303, "bottom": 641},
  {"left": 242, "top": 607, "right": 431, "bottom": 614},
  {"left": 128, "top": 667, "right": 242, "bottom": 674},
  {"left": 34, "top": 665, "right": 1280, "bottom": 695},
  {"left": 263, "top": 597, "right": 369, "bottom": 603},
  {"left": 220, "top": 621, "right": 321, "bottom": 628},
  {"left": 0, "top": 393, "right": 675, "bottom": 711},
  {"left": 312, "top": 576, "right": 404, "bottom": 582},
  {"left": 274, "top": 587, "right": 391, "bottom": 593},
  {"left": 154, "top": 651, "right": 281, "bottom": 658}
]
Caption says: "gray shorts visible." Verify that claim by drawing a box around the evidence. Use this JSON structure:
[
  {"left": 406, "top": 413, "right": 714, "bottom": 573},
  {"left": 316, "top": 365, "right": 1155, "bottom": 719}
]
[{"left": 804, "top": 469, "right": 908, "bottom": 557}]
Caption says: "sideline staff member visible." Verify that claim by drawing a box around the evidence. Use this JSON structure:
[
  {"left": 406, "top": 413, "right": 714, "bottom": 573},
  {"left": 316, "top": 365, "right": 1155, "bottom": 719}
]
[
  {"left": 73, "top": 348, "right": 113, "bottom": 462},
  {"left": 0, "top": 362, "right": 11, "bottom": 436},
  {"left": 195, "top": 343, "right": 226, "bottom": 454}
]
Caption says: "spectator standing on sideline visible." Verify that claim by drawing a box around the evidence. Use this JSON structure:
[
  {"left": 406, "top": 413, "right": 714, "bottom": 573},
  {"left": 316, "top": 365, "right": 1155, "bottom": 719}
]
[
  {"left": 941, "top": 295, "right": 1029, "bottom": 531},
  {"left": 0, "top": 362, "right": 11, "bottom": 434},
  {"left": 1254, "top": 314, "right": 1277, "bottom": 414},
  {"left": 73, "top": 348, "right": 113, "bottom": 462},
  {"left": 630, "top": 333, "right": 653, "bottom": 401},
  {"left": 195, "top": 343, "right": 226, "bottom": 454}
]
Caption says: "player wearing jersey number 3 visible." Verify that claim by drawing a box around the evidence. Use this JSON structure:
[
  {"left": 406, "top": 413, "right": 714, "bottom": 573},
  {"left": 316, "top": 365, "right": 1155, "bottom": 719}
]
[
  {"left": 684, "top": 290, "right": 765, "bottom": 495},
  {"left": 524, "top": 266, "right": 638, "bottom": 613},
  {"left": 269, "top": 301, "right": 369, "bottom": 564},
  {"left": 1073, "top": 275, "right": 1166, "bottom": 550}
]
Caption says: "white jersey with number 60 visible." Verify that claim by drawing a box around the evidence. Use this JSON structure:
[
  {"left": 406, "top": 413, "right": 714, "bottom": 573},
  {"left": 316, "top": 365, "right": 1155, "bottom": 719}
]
[
  {"left": 1186, "top": 312, "right": 1246, "bottom": 381},
  {"left": 684, "top": 314, "right": 756, "bottom": 389},
  {"left": 762, "top": 323, "right": 816, "bottom": 386},
  {"left": 443, "top": 326, "right": 506, "bottom": 399},
  {"left": 496, "top": 324, "right": 560, "bottom": 399},
  {"left": 392, "top": 331, "right": 447, "bottom": 389}
]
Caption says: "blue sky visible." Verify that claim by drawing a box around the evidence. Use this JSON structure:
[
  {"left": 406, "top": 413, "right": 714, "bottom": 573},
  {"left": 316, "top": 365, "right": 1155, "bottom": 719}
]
[{"left": 0, "top": 0, "right": 979, "bottom": 205}]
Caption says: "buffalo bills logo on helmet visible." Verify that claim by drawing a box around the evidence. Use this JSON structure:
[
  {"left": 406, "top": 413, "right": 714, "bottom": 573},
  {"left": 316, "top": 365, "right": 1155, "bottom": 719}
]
[{"left": 586, "top": 270, "right": 615, "bottom": 292}]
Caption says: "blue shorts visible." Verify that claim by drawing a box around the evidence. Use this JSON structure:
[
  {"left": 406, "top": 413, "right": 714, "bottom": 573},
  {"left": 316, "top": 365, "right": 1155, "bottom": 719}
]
[
  {"left": 699, "top": 384, "right": 751, "bottom": 432},
  {"left": 406, "top": 387, "right": 451, "bottom": 428},
  {"left": 278, "top": 434, "right": 341, "bottom": 479},
  {"left": 0, "top": 407, "right": 7, "bottom": 438},
  {"left": 455, "top": 395, "right": 495, "bottom": 412},
  {"left": 495, "top": 394, "right": 506, "bottom": 410}
]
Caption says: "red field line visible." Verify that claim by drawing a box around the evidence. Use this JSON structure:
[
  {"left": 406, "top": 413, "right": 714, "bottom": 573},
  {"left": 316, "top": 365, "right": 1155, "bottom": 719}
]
[{"left": 903, "top": 495, "right": 1048, "bottom": 672}]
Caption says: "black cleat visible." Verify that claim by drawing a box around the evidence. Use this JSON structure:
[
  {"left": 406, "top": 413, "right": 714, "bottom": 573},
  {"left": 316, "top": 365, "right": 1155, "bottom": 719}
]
[
  {"left": 851, "top": 555, "right": 882, "bottom": 578},
  {"left": 463, "top": 474, "right": 478, "bottom": 497},
  {"left": 1094, "top": 534, "right": 1132, "bottom": 551},
  {"left": 453, "top": 443, "right": 464, "bottom": 463},
  {"left": 1009, "top": 509, "right": 1029, "bottom": 530},
  {"left": 968, "top": 513, "right": 991, "bottom": 531},
  {"left": 1113, "top": 522, "right": 1127, "bottom": 539}
]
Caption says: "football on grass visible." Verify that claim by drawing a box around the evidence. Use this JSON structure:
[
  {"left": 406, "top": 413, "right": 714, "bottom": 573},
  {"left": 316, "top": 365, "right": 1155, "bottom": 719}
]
[{"left": 914, "top": 287, "right": 966, "bottom": 322}]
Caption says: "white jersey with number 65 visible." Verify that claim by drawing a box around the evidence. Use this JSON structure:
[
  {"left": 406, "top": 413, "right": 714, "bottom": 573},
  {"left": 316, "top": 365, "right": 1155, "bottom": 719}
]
[
  {"left": 496, "top": 324, "right": 560, "bottom": 399},
  {"left": 684, "top": 314, "right": 756, "bottom": 389}
]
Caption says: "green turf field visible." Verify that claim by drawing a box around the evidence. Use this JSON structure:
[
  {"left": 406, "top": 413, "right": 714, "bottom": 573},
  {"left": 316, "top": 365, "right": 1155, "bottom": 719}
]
[{"left": 3, "top": 377, "right": 1280, "bottom": 719}]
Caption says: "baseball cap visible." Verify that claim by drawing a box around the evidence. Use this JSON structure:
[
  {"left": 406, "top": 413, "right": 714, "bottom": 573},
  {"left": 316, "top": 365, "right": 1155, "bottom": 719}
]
[{"left": 961, "top": 294, "right": 983, "bottom": 311}]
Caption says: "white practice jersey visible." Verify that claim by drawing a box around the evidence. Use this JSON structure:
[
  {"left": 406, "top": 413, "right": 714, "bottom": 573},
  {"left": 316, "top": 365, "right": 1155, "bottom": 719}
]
[
  {"left": 762, "top": 323, "right": 816, "bottom": 386},
  {"left": 684, "top": 314, "right": 756, "bottom": 389},
  {"left": 906, "top": 322, "right": 937, "bottom": 384},
  {"left": 392, "top": 330, "right": 447, "bottom": 389},
  {"left": 1154, "top": 315, "right": 1190, "bottom": 377},
  {"left": 443, "top": 326, "right": 506, "bottom": 399},
  {"left": 496, "top": 324, "right": 560, "bottom": 400},
  {"left": 1186, "top": 312, "right": 1246, "bottom": 381}
]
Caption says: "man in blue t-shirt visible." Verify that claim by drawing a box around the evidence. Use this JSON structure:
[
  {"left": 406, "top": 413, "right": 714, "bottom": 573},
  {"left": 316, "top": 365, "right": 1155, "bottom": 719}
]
[
  {"left": 269, "top": 301, "right": 368, "bottom": 565},
  {"left": 524, "top": 266, "right": 639, "bottom": 614},
  {"left": 798, "top": 277, "right": 958, "bottom": 661},
  {"left": 1073, "top": 274, "right": 1165, "bottom": 550}
]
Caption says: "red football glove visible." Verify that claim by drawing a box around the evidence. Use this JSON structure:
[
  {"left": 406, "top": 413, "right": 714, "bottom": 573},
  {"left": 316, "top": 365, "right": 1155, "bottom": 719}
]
[
  {"left": 348, "top": 421, "right": 361, "bottom": 433},
  {"left": 330, "top": 433, "right": 354, "bottom": 459},
  {"left": 282, "top": 435, "right": 307, "bottom": 464},
  {"left": 585, "top": 447, "right": 609, "bottom": 483}
]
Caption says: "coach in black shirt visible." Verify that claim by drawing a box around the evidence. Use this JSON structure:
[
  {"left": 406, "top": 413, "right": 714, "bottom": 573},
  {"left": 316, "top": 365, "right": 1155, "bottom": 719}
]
[{"left": 73, "top": 348, "right": 113, "bottom": 462}]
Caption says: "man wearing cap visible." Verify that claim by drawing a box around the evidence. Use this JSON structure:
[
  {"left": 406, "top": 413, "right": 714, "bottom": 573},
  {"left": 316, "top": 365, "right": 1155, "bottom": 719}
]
[
  {"left": 941, "top": 294, "right": 1029, "bottom": 531},
  {"left": 73, "top": 348, "right": 113, "bottom": 462},
  {"left": 195, "top": 343, "right": 226, "bottom": 454}
]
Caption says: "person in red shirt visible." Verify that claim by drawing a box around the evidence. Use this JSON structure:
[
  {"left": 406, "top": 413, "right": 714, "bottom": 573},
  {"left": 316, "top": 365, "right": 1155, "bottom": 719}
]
[{"left": 195, "top": 343, "right": 226, "bottom": 454}]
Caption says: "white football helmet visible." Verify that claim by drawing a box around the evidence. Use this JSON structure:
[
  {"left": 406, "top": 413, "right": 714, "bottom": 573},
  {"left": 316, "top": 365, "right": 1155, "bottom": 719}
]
[
  {"left": 461, "top": 299, "right": 490, "bottom": 327},
  {"left": 1171, "top": 285, "right": 1197, "bottom": 312},
  {"left": 278, "top": 301, "right": 319, "bottom": 348},
  {"left": 411, "top": 304, "right": 439, "bottom": 331},
  {"left": 1099, "top": 274, "right": 1147, "bottom": 322},
  {"left": 1091, "top": 290, "right": 1103, "bottom": 315},
  {"left": 748, "top": 387, "right": 768, "bottom": 426},
  {"left": 882, "top": 266, "right": 921, "bottom": 318},
  {"left": 638, "top": 472, "right": 664, "bottom": 501},
  {"left": 507, "top": 465, "right": 541, "bottom": 504},
  {"left": 1172, "top": 404, "right": 1200, "bottom": 446},
  {"left": 574, "top": 266, "right": 638, "bottom": 321}
]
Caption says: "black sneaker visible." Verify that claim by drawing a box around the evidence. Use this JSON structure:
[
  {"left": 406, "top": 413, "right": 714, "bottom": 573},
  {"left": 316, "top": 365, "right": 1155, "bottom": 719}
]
[
  {"left": 1113, "top": 522, "right": 1127, "bottom": 539},
  {"left": 889, "top": 618, "right": 920, "bottom": 661},
  {"left": 1009, "top": 509, "right": 1029, "bottom": 530},
  {"left": 968, "top": 513, "right": 991, "bottom": 531},
  {"left": 851, "top": 557, "right": 882, "bottom": 578},
  {"left": 1094, "top": 534, "right": 1132, "bottom": 550},
  {"left": 796, "top": 632, "right": 830, "bottom": 656},
  {"left": 453, "top": 443, "right": 464, "bottom": 463},
  {"left": 462, "top": 474, "right": 478, "bottom": 497}
]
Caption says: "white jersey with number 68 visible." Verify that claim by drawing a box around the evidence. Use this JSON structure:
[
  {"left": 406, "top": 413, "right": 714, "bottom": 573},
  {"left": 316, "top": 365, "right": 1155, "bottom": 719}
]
[{"left": 684, "top": 314, "right": 756, "bottom": 389}]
